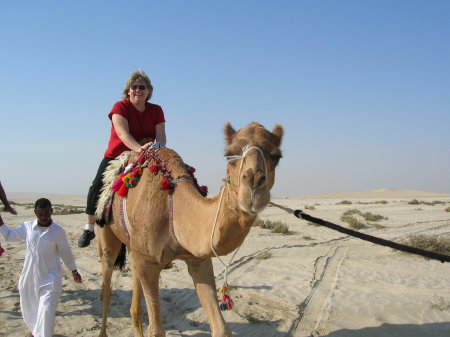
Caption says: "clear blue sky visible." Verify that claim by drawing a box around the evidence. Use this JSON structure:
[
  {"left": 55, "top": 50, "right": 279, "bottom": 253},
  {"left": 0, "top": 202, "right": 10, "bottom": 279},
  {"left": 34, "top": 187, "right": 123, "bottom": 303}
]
[{"left": 1, "top": 1, "right": 449, "bottom": 197}]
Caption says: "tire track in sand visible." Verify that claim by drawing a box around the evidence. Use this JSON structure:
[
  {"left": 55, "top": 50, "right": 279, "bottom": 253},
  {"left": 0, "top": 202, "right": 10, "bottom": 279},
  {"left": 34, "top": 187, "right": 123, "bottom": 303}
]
[{"left": 287, "top": 245, "right": 348, "bottom": 337}]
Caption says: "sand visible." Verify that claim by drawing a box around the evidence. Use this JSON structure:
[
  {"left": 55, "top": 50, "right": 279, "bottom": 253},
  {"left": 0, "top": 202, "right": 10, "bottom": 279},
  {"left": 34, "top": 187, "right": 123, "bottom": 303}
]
[{"left": 1, "top": 189, "right": 449, "bottom": 337}]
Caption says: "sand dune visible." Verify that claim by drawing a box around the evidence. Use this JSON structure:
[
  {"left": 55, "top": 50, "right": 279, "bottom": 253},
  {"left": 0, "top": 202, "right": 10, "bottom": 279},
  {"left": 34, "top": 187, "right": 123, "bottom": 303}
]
[{"left": 1, "top": 190, "right": 449, "bottom": 337}]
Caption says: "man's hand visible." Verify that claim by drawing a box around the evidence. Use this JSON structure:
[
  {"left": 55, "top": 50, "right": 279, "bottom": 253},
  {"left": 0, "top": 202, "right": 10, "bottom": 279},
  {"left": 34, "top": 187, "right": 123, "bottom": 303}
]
[
  {"left": 4, "top": 205, "right": 17, "bottom": 215},
  {"left": 72, "top": 271, "right": 82, "bottom": 283}
]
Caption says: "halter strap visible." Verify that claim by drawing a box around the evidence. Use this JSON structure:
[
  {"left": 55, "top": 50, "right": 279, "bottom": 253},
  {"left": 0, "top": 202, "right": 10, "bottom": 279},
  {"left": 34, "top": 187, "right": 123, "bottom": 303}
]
[{"left": 226, "top": 145, "right": 268, "bottom": 194}]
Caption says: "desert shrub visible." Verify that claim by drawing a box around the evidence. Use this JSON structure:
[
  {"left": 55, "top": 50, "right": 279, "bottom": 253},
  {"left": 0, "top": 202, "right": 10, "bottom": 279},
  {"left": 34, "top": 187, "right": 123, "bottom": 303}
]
[
  {"left": 445, "top": 207, "right": 450, "bottom": 212},
  {"left": 341, "top": 214, "right": 366, "bottom": 229},
  {"left": 305, "top": 205, "right": 315, "bottom": 210},
  {"left": 408, "top": 199, "right": 446, "bottom": 206},
  {"left": 255, "top": 250, "right": 272, "bottom": 261},
  {"left": 271, "top": 221, "right": 289, "bottom": 234},
  {"left": 430, "top": 296, "right": 450, "bottom": 311},
  {"left": 362, "top": 212, "right": 387, "bottom": 222},
  {"left": 243, "top": 312, "right": 262, "bottom": 323},
  {"left": 356, "top": 200, "right": 389, "bottom": 205},
  {"left": 337, "top": 200, "right": 352, "bottom": 205},
  {"left": 254, "top": 219, "right": 289, "bottom": 234},
  {"left": 53, "top": 206, "right": 84, "bottom": 215},
  {"left": 401, "top": 234, "right": 450, "bottom": 256},
  {"left": 341, "top": 209, "right": 387, "bottom": 230},
  {"left": 408, "top": 199, "right": 420, "bottom": 205}
]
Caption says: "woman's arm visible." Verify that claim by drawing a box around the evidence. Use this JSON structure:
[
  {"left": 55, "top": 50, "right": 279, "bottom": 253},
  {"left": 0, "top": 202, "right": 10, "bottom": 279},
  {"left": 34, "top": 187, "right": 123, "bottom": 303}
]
[
  {"left": 112, "top": 114, "right": 147, "bottom": 152},
  {"left": 155, "top": 122, "right": 166, "bottom": 146}
]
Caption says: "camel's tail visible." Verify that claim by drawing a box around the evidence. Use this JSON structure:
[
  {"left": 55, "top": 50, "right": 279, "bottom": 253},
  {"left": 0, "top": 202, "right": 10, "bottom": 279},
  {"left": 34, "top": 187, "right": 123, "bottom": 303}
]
[{"left": 114, "top": 243, "right": 127, "bottom": 271}]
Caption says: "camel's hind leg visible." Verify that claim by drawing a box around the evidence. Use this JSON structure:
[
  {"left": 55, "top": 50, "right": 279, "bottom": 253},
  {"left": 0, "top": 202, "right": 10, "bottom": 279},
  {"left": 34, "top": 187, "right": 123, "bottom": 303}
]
[
  {"left": 97, "top": 225, "right": 124, "bottom": 337},
  {"left": 130, "top": 256, "right": 144, "bottom": 337},
  {"left": 186, "top": 258, "right": 232, "bottom": 337}
]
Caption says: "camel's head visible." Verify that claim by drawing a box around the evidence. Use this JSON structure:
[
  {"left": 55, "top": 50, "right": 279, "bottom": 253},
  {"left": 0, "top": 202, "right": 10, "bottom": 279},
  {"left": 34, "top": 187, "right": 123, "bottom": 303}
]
[{"left": 224, "top": 122, "right": 283, "bottom": 215}]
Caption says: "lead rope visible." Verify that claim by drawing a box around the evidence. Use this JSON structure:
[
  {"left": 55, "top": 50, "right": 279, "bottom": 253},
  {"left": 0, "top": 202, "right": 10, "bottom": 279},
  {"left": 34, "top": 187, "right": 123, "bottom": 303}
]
[
  {"left": 209, "top": 186, "right": 240, "bottom": 310},
  {"left": 211, "top": 145, "right": 267, "bottom": 310}
]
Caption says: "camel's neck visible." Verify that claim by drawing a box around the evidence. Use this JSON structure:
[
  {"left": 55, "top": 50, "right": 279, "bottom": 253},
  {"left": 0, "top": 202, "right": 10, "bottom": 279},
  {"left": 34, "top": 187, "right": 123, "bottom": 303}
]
[{"left": 172, "top": 182, "right": 256, "bottom": 258}]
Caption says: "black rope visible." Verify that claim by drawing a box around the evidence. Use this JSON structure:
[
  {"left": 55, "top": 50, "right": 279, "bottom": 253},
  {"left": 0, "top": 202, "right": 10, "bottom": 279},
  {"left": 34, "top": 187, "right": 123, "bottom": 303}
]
[{"left": 294, "top": 210, "right": 450, "bottom": 263}]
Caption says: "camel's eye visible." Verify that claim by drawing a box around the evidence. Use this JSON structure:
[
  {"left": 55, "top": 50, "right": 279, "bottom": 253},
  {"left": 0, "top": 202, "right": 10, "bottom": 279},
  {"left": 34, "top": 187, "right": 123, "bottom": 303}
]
[{"left": 269, "top": 154, "right": 282, "bottom": 166}]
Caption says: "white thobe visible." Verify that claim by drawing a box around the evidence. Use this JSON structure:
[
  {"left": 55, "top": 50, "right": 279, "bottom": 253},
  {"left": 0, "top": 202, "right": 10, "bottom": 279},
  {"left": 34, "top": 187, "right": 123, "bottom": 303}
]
[{"left": 0, "top": 220, "right": 77, "bottom": 337}]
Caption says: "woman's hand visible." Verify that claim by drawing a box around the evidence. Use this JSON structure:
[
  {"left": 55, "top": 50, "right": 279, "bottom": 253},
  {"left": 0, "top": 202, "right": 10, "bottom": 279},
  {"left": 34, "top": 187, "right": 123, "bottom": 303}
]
[{"left": 139, "top": 141, "right": 154, "bottom": 152}]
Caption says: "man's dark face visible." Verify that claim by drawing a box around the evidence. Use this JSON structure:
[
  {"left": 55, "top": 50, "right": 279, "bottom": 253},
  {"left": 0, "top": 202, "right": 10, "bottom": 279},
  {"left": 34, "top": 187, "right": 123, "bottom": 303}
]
[{"left": 35, "top": 206, "right": 53, "bottom": 226}]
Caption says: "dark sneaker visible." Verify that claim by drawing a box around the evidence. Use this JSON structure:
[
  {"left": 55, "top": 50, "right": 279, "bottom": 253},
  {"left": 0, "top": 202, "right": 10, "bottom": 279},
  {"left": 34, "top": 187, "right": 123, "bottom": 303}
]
[{"left": 78, "top": 230, "right": 95, "bottom": 248}]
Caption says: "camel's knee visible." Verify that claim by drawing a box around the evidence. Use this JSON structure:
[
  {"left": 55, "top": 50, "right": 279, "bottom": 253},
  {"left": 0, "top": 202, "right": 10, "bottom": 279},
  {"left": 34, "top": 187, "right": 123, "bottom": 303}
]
[{"left": 100, "top": 285, "right": 112, "bottom": 302}]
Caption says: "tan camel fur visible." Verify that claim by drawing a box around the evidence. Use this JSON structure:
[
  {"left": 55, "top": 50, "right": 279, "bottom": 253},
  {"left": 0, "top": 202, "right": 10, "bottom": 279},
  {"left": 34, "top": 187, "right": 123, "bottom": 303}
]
[{"left": 96, "top": 122, "right": 283, "bottom": 337}]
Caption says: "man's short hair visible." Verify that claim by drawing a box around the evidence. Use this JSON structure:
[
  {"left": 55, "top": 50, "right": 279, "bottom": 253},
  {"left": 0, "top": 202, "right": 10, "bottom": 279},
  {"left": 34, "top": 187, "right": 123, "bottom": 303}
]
[{"left": 35, "top": 198, "right": 52, "bottom": 209}]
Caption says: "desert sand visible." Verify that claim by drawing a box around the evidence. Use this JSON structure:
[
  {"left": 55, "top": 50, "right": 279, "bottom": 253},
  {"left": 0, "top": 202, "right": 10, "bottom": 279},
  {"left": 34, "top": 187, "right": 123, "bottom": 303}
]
[{"left": 1, "top": 189, "right": 449, "bottom": 337}]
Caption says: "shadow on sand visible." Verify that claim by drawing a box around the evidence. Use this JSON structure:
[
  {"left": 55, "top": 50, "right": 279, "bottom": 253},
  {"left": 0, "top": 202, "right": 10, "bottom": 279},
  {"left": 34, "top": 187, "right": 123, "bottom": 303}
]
[{"left": 59, "top": 287, "right": 286, "bottom": 336}]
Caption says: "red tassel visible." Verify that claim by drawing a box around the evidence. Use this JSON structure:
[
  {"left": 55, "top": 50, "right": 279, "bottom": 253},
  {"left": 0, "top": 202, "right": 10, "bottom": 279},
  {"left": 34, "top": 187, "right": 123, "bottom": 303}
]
[
  {"left": 117, "top": 183, "right": 129, "bottom": 197},
  {"left": 112, "top": 174, "right": 126, "bottom": 191}
]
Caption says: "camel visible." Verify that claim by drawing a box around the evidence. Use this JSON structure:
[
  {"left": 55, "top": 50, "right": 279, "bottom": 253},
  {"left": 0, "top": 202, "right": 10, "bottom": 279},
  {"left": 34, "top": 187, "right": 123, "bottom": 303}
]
[{"left": 96, "top": 121, "right": 283, "bottom": 337}]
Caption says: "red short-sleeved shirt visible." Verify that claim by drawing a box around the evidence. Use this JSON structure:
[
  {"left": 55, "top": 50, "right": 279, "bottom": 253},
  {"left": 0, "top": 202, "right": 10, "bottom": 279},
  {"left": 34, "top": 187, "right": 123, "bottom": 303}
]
[{"left": 104, "top": 99, "right": 166, "bottom": 158}]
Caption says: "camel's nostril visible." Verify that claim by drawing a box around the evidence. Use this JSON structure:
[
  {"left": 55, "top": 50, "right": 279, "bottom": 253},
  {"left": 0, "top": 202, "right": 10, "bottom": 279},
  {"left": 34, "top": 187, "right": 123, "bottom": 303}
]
[{"left": 256, "top": 176, "right": 266, "bottom": 188}]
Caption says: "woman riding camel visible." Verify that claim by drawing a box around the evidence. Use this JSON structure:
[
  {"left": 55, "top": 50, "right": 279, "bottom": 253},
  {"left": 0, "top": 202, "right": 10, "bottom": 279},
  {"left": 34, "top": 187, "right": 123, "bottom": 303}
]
[{"left": 78, "top": 70, "right": 167, "bottom": 248}]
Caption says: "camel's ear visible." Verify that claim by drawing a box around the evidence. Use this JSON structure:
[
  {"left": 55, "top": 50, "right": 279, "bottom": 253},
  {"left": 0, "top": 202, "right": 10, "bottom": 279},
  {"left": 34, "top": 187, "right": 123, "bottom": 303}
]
[
  {"left": 272, "top": 124, "right": 283, "bottom": 147},
  {"left": 224, "top": 122, "right": 236, "bottom": 145}
]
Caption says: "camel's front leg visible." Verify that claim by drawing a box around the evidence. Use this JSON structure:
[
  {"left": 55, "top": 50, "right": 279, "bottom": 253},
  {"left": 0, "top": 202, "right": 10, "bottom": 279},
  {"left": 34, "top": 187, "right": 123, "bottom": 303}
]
[
  {"left": 187, "top": 258, "right": 232, "bottom": 337},
  {"left": 130, "top": 256, "right": 144, "bottom": 337},
  {"left": 131, "top": 251, "right": 165, "bottom": 337}
]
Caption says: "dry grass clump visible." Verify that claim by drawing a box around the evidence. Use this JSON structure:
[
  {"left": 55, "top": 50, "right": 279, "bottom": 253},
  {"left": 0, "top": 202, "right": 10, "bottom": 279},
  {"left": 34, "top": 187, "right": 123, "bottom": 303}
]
[
  {"left": 242, "top": 312, "right": 262, "bottom": 323},
  {"left": 255, "top": 250, "right": 272, "bottom": 261},
  {"left": 337, "top": 200, "right": 352, "bottom": 205},
  {"left": 445, "top": 207, "right": 450, "bottom": 212},
  {"left": 357, "top": 200, "right": 389, "bottom": 205},
  {"left": 430, "top": 295, "right": 450, "bottom": 311},
  {"left": 7, "top": 201, "right": 84, "bottom": 214},
  {"left": 400, "top": 234, "right": 450, "bottom": 256},
  {"left": 340, "top": 209, "right": 387, "bottom": 230},
  {"left": 254, "top": 218, "right": 289, "bottom": 234},
  {"left": 52, "top": 205, "right": 85, "bottom": 215},
  {"left": 408, "top": 199, "right": 446, "bottom": 206},
  {"left": 305, "top": 205, "right": 316, "bottom": 210}
]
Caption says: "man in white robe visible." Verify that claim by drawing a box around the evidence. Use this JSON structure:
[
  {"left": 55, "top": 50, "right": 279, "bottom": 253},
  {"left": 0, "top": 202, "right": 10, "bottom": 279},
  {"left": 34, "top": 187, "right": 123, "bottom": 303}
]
[{"left": 0, "top": 198, "right": 82, "bottom": 337}]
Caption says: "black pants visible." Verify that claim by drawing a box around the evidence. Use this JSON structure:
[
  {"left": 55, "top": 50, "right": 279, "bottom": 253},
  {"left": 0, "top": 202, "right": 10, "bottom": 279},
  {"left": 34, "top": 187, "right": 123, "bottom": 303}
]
[{"left": 85, "top": 157, "right": 114, "bottom": 215}]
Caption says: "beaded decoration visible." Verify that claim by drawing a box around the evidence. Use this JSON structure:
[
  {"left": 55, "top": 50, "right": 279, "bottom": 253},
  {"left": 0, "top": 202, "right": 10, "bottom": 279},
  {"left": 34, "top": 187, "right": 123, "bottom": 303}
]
[{"left": 111, "top": 148, "right": 208, "bottom": 197}]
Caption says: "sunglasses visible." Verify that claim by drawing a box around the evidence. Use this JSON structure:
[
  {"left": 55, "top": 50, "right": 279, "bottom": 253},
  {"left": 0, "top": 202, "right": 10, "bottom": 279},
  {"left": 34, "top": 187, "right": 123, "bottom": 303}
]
[{"left": 131, "top": 85, "right": 146, "bottom": 90}]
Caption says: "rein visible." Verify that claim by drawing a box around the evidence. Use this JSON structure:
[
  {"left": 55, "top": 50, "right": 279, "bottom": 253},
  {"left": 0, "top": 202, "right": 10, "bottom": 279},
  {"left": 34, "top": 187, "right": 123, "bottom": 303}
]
[{"left": 269, "top": 201, "right": 450, "bottom": 263}]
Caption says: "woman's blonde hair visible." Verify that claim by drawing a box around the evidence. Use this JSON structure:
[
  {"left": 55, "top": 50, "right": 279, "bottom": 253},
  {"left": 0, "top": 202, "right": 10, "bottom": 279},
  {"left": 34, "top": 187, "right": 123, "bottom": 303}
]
[{"left": 122, "top": 70, "right": 153, "bottom": 101}]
